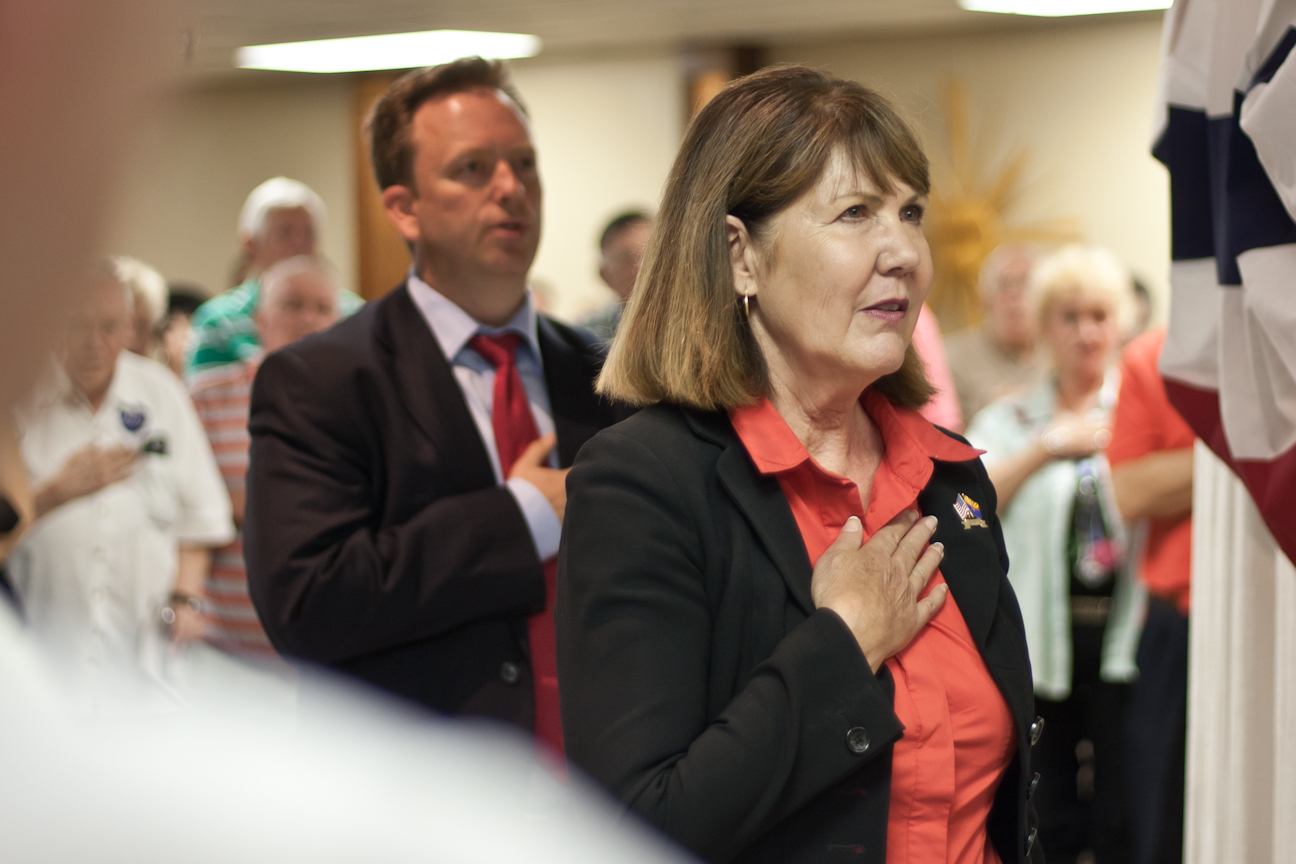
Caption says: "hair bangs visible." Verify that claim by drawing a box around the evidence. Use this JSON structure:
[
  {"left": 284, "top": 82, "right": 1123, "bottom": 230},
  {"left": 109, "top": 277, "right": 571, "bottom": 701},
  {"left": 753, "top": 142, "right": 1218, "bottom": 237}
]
[{"left": 841, "top": 107, "right": 929, "bottom": 198}]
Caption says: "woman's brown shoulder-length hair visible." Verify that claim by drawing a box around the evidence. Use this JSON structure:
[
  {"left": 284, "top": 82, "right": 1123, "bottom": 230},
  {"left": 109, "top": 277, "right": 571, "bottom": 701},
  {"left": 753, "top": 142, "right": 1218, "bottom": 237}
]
[{"left": 597, "top": 64, "right": 935, "bottom": 412}]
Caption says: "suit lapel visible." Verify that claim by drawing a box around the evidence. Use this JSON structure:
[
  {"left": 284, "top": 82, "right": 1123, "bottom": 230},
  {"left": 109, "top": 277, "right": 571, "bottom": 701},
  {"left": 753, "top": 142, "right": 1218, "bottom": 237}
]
[
  {"left": 537, "top": 316, "right": 609, "bottom": 468},
  {"left": 688, "top": 412, "right": 1016, "bottom": 659},
  {"left": 688, "top": 410, "right": 816, "bottom": 616},
  {"left": 918, "top": 465, "right": 1001, "bottom": 652},
  {"left": 374, "top": 284, "right": 497, "bottom": 490}
]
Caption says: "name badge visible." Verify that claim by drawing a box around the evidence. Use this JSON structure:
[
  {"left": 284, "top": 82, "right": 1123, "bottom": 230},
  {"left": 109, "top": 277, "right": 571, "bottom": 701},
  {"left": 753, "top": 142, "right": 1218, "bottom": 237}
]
[{"left": 120, "top": 405, "right": 147, "bottom": 433}]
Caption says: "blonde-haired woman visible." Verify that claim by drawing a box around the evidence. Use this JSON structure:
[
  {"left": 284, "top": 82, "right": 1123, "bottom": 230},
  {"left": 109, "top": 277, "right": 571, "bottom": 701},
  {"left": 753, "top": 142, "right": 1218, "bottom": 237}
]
[
  {"left": 558, "top": 66, "right": 1040, "bottom": 864},
  {"left": 965, "top": 244, "right": 1143, "bottom": 864}
]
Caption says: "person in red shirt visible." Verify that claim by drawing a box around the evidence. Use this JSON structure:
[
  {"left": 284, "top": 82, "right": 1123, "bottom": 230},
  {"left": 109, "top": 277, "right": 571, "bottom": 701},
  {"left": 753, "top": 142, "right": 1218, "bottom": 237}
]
[
  {"left": 729, "top": 391, "right": 1016, "bottom": 863},
  {"left": 911, "top": 302, "right": 965, "bottom": 432},
  {"left": 1107, "top": 326, "right": 1194, "bottom": 864},
  {"left": 557, "top": 66, "right": 1040, "bottom": 864}
]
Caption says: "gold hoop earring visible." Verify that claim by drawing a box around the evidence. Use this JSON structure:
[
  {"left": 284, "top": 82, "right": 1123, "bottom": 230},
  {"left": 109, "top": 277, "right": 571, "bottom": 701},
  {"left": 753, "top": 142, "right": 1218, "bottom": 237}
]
[{"left": 743, "top": 293, "right": 750, "bottom": 322}]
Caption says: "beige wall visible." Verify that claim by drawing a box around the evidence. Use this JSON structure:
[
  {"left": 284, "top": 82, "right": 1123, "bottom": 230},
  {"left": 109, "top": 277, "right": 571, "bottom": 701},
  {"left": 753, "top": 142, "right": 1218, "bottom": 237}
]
[
  {"left": 511, "top": 52, "right": 684, "bottom": 320},
  {"left": 103, "top": 51, "right": 683, "bottom": 321},
  {"left": 105, "top": 79, "right": 358, "bottom": 297},
  {"left": 104, "top": 17, "right": 1168, "bottom": 323},
  {"left": 771, "top": 16, "right": 1171, "bottom": 323}
]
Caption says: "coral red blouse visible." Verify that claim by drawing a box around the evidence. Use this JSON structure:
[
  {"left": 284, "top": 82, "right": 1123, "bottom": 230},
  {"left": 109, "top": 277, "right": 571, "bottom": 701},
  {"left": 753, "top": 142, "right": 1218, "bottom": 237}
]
[{"left": 730, "top": 390, "right": 1016, "bottom": 864}]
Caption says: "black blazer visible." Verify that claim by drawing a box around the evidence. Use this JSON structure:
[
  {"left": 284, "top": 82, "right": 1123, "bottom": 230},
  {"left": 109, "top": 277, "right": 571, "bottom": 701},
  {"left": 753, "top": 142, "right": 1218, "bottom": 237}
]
[
  {"left": 557, "top": 403, "right": 1042, "bottom": 864},
  {"left": 245, "top": 283, "right": 620, "bottom": 725}
]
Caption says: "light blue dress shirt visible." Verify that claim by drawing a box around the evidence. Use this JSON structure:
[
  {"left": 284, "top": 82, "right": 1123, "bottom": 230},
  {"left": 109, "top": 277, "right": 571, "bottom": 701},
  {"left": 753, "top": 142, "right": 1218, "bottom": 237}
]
[{"left": 406, "top": 272, "right": 562, "bottom": 562}]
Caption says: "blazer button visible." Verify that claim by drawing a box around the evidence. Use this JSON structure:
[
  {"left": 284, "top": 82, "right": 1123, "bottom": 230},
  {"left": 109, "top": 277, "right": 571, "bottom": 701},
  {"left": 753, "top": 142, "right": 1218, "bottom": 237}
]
[
  {"left": 1025, "top": 827, "right": 1038, "bottom": 856},
  {"left": 499, "top": 661, "right": 521, "bottom": 685},
  {"left": 1028, "top": 772, "right": 1040, "bottom": 800},
  {"left": 1030, "top": 716, "right": 1045, "bottom": 746},
  {"left": 845, "top": 726, "right": 870, "bottom": 754}
]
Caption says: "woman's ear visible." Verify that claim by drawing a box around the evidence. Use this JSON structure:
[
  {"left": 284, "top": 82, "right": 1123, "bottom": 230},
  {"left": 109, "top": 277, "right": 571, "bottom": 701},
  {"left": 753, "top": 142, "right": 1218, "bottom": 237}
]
[{"left": 726, "top": 215, "right": 759, "bottom": 302}]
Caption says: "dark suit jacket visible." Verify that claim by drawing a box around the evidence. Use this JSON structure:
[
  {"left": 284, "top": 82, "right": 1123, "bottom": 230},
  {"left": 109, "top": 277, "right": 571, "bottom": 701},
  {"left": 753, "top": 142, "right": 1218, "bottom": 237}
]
[
  {"left": 557, "top": 403, "right": 1042, "bottom": 864},
  {"left": 245, "top": 283, "right": 621, "bottom": 725}
]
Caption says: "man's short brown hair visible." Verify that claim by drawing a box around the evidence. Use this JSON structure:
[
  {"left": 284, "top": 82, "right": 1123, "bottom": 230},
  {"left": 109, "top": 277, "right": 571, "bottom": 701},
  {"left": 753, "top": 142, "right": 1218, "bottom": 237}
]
[
  {"left": 598, "top": 64, "right": 934, "bottom": 412},
  {"left": 366, "top": 56, "right": 528, "bottom": 192}
]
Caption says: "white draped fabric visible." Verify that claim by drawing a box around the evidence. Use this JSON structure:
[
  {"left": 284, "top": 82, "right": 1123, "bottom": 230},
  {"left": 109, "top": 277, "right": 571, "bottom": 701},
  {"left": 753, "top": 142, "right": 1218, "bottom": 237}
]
[
  {"left": 1155, "top": 0, "right": 1296, "bottom": 463},
  {"left": 1186, "top": 442, "right": 1296, "bottom": 864}
]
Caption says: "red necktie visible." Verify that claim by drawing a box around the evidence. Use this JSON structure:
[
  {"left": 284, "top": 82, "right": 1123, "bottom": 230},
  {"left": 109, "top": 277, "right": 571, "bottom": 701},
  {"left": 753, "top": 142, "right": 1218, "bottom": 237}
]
[{"left": 469, "top": 334, "right": 563, "bottom": 755}]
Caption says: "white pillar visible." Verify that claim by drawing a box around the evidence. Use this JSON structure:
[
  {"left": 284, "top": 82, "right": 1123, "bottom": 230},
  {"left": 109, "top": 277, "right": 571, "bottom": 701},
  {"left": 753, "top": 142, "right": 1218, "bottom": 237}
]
[{"left": 1185, "top": 442, "right": 1296, "bottom": 864}]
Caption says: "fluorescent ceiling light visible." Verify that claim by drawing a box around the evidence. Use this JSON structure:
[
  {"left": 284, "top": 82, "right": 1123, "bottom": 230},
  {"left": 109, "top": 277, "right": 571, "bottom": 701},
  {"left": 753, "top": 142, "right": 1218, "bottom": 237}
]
[
  {"left": 236, "top": 29, "right": 542, "bottom": 74},
  {"left": 960, "top": 0, "right": 1170, "bottom": 15}
]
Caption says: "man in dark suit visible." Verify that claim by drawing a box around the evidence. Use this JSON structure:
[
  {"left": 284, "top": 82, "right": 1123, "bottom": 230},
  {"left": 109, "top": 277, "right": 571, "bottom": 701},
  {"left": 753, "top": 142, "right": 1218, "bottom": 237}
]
[{"left": 244, "top": 58, "right": 620, "bottom": 750}]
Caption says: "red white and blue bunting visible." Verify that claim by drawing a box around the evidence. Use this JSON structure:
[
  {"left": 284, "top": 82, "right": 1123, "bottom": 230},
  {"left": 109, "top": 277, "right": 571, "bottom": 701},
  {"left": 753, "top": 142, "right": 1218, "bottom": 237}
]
[{"left": 1153, "top": 0, "right": 1296, "bottom": 559}]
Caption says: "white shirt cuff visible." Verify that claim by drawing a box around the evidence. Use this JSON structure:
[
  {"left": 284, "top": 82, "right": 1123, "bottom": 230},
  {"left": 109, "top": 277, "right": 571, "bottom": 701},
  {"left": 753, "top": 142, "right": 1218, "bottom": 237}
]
[{"left": 506, "top": 476, "right": 561, "bottom": 562}]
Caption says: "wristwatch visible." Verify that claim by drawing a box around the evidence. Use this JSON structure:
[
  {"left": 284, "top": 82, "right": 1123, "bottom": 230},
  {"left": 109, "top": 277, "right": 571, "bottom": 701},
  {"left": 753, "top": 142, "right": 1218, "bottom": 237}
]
[
  {"left": 160, "top": 591, "right": 205, "bottom": 626},
  {"left": 1040, "top": 427, "right": 1069, "bottom": 456}
]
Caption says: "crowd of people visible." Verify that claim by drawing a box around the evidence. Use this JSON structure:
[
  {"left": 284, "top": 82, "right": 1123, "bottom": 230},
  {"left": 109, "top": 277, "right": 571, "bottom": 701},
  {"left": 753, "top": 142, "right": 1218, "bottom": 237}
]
[{"left": 0, "top": 56, "right": 1196, "bottom": 864}]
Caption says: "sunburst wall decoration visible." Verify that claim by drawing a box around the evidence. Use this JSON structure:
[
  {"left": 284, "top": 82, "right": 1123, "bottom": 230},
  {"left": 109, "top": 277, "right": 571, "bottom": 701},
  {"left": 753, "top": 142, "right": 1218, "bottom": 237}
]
[{"left": 924, "top": 80, "right": 1080, "bottom": 332}]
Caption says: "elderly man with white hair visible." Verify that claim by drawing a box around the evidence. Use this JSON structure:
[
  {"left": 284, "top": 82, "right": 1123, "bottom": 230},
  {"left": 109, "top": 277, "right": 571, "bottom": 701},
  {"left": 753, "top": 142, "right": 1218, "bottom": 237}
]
[
  {"left": 8, "top": 265, "right": 233, "bottom": 698},
  {"left": 185, "top": 177, "right": 362, "bottom": 376},
  {"left": 945, "top": 243, "right": 1047, "bottom": 424},
  {"left": 113, "top": 255, "right": 168, "bottom": 360},
  {"left": 189, "top": 255, "right": 341, "bottom": 659}
]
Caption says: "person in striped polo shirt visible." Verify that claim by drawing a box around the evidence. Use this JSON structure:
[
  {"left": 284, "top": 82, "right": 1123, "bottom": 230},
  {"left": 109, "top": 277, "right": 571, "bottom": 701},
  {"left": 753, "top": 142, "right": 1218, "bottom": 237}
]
[{"left": 189, "top": 255, "right": 343, "bottom": 660}]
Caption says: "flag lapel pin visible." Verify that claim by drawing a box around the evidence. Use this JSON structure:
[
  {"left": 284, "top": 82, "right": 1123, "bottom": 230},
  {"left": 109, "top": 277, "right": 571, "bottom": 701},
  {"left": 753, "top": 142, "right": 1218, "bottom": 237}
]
[{"left": 953, "top": 493, "right": 988, "bottom": 530}]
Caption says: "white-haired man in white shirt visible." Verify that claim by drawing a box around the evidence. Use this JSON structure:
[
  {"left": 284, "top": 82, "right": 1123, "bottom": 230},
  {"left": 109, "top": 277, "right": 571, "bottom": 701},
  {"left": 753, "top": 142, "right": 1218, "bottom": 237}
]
[
  {"left": 185, "top": 176, "right": 362, "bottom": 376},
  {"left": 113, "top": 255, "right": 168, "bottom": 360},
  {"left": 9, "top": 266, "right": 233, "bottom": 696}
]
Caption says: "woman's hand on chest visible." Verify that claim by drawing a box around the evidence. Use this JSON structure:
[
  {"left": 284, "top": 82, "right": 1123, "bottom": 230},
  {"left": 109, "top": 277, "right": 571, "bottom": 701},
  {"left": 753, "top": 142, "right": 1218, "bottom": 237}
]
[{"left": 810, "top": 509, "right": 947, "bottom": 673}]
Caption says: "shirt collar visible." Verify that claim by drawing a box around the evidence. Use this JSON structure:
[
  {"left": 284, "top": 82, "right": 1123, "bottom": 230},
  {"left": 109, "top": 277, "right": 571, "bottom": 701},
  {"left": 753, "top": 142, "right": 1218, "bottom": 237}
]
[
  {"left": 32, "top": 353, "right": 125, "bottom": 417},
  {"left": 406, "top": 269, "right": 542, "bottom": 363},
  {"left": 730, "top": 388, "right": 983, "bottom": 480},
  {"left": 38, "top": 357, "right": 76, "bottom": 409}
]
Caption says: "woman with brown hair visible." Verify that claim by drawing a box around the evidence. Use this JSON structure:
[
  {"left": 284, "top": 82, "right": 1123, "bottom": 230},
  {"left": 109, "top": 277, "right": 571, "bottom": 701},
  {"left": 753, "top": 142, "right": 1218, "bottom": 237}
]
[{"left": 556, "top": 66, "right": 1040, "bottom": 864}]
